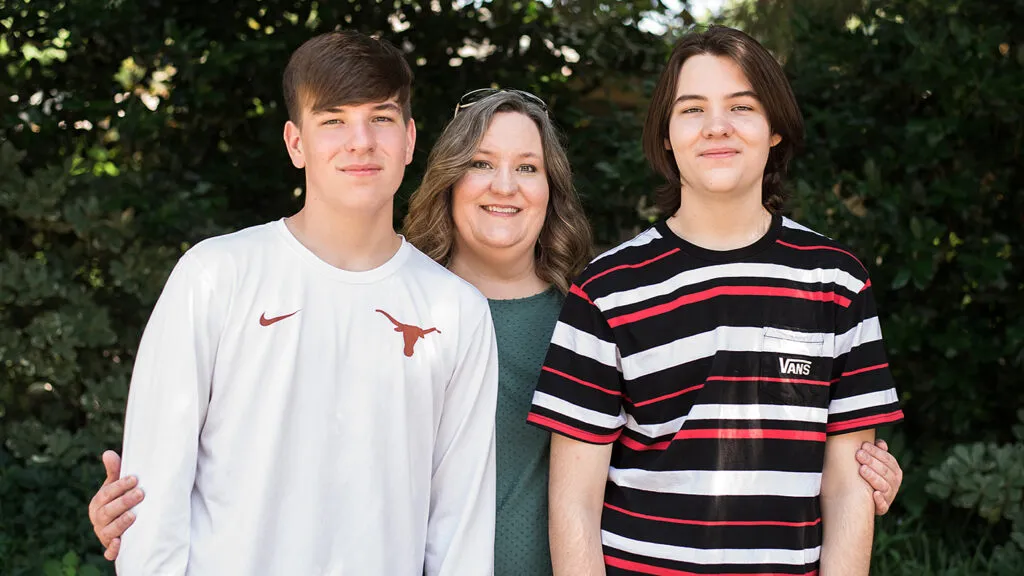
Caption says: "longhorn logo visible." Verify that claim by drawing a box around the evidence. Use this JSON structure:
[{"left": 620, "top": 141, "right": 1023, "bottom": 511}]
[{"left": 375, "top": 309, "right": 441, "bottom": 357}]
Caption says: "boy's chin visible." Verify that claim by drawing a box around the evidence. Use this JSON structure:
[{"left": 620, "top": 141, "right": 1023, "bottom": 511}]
[{"left": 700, "top": 181, "right": 744, "bottom": 196}]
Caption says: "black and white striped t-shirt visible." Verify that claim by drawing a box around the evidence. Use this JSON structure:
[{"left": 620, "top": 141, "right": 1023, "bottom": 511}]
[{"left": 527, "top": 214, "right": 903, "bottom": 575}]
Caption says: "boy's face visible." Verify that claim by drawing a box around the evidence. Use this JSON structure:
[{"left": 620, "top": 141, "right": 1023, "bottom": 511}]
[
  {"left": 665, "top": 54, "right": 781, "bottom": 201},
  {"left": 284, "top": 96, "right": 416, "bottom": 214}
]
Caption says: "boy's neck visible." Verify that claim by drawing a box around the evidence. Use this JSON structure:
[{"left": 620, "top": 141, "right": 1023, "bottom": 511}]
[
  {"left": 667, "top": 186, "right": 773, "bottom": 251},
  {"left": 285, "top": 201, "right": 401, "bottom": 272}
]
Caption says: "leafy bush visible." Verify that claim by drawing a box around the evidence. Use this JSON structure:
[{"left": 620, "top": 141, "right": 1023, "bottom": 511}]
[
  {"left": 2, "top": 0, "right": 1021, "bottom": 573},
  {"left": 785, "top": 0, "right": 1023, "bottom": 452},
  {"left": 778, "top": 0, "right": 1023, "bottom": 571},
  {"left": 869, "top": 409, "right": 1024, "bottom": 576},
  {"left": 926, "top": 409, "right": 1024, "bottom": 571},
  {"left": 1, "top": 1, "right": 667, "bottom": 573}
]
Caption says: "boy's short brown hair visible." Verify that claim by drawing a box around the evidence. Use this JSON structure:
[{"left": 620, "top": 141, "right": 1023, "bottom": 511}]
[{"left": 283, "top": 31, "right": 413, "bottom": 125}]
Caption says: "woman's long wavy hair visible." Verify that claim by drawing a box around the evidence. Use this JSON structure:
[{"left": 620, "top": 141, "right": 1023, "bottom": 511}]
[{"left": 403, "top": 91, "right": 592, "bottom": 294}]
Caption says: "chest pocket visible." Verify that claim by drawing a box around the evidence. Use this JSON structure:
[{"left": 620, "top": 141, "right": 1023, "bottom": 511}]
[{"left": 759, "top": 327, "right": 828, "bottom": 406}]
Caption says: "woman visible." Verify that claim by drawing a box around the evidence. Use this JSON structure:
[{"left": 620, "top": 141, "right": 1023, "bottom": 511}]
[{"left": 87, "top": 90, "right": 905, "bottom": 573}]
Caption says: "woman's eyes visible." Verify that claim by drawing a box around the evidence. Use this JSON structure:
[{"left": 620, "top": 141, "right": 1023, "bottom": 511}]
[{"left": 469, "top": 161, "right": 538, "bottom": 173}]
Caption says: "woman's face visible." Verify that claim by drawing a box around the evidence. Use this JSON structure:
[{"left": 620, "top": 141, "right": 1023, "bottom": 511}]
[{"left": 451, "top": 111, "right": 550, "bottom": 265}]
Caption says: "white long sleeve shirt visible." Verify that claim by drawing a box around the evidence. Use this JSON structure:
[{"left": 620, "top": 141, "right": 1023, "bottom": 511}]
[{"left": 116, "top": 219, "right": 498, "bottom": 575}]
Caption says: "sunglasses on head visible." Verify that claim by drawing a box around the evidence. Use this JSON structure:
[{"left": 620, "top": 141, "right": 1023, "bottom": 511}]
[{"left": 453, "top": 88, "right": 549, "bottom": 118}]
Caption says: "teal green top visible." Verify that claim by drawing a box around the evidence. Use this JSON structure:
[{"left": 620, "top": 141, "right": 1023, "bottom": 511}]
[{"left": 489, "top": 287, "right": 563, "bottom": 576}]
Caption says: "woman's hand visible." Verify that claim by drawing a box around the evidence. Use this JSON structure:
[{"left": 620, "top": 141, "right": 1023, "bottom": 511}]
[
  {"left": 856, "top": 439, "right": 903, "bottom": 515},
  {"left": 87, "top": 451, "right": 146, "bottom": 561}
]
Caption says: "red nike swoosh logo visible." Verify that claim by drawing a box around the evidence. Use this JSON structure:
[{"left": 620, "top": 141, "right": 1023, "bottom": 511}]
[{"left": 259, "top": 310, "right": 300, "bottom": 326}]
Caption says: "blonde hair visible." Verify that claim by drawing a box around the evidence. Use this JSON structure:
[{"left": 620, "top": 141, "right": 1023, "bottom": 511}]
[{"left": 403, "top": 92, "right": 592, "bottom": 294}]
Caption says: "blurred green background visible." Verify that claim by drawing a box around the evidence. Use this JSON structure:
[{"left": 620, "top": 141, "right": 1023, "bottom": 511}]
[{"left": 2, "top": 1, "right": 1022, "bottom": 574}]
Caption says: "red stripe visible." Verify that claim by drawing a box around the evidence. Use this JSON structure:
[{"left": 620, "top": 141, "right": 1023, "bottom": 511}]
[
  {"left": 631, "top": 383, "right": 704, "bottom": 408},
  {"left": 526, "top": 413, "right": 621, "bottom": 443},
  {"left": 827, "top": 410, "right": 904, "bottom": 433},
  {"left": 581, "top": 248, "right": 681, "bottom": 289},
  {"left": 707, "top": 375, "right": 831, "bottom": 387},
  {"left": 841, "top": 363, "right": 889, "bottom": 378},
  {"left": 619, "top": 435, "right": 671, "bottom": 451},
  {"left": 620, "top": 428, "right": 826, "bottom": 451},
  {"left": 608, "top": 285, "right": 850, "bottom": 328},
  {"left": 776, "top": 239, "right": 866, "bottom": 271},
  {"left": 860, "top": 278, "right": 872, "bottom": 292},
  {"left": 568, "top": 283, "right": 594, "bottom": 304},
  {"left": 541, "top": 366, "right": 621, "bottom": 396},
  {"left": 605, "top": 555, "right": 818, "bottom": 576},
  {"left": 603, "top": 503, "right": 823, "bottom": 527}
]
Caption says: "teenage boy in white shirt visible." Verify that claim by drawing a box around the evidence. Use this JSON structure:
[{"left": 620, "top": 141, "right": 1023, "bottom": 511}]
[{"left": 114, "top": 31, "right": 498, "bottom": 575}]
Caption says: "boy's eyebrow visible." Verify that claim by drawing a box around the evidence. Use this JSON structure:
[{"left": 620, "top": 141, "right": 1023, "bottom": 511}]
[
  {"left": 314, "top": 102, "right": 403, "bottom": 114},
  {"left": 371, "top": 102, "right": 402, "bottom": 113},
  {"left": 673, "top": 90, "right": 759, "bottom": 104}
]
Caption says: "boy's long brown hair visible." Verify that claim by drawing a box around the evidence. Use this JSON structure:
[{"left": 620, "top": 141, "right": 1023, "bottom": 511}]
[{"left": 643, "top": 25, "right": 805, "bottom": 215}]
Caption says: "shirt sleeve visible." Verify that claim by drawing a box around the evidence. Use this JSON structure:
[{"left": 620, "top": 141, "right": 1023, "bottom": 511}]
[
  {"left": 827, "top": 276, "right": 904, "bottom": 435},
  {"left": 527, "top": 284, "right": 626, "bottom": 444},
  {"left": 116, "top": 250, "right": 220, "bottom": 575},
  {"left": 423, "top": 296, "right": 498, "bottom": 576}
]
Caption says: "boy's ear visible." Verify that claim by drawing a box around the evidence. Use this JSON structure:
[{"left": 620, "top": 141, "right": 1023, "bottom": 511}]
[
  {"left": 770, "top": 133, "right": 782, "bottom": 147},
  {"left": 664, "top": 137, "right": 672, "bottom": 151},
  {"left": 283, "top": 120, "right": 305, "bottom": 169},
  {"left": 405, "top": 118, "right": 417, "bottom": 166}
]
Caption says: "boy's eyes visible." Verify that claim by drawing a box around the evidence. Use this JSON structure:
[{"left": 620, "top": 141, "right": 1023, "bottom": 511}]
[
  {"left": 679, "top": 104, "right": 757, "bottom": 114},
  {"left": 319, "top": 116, "right": 396, "bottom": 125}
]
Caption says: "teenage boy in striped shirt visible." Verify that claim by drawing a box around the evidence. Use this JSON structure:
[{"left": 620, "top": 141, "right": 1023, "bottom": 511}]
[{"left": 528, "top": 26, "right": 903, "bottom": 576}]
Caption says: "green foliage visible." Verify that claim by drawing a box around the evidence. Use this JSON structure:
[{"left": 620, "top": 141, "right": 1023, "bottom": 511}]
[
  {"left": 925, "top": 409, "right": 1024, "bottom": 569},
  {"left": 41, "top": 551, "right": 103, "bottom": 576},
  {"left": 0, "top": 136, "right": 191, "bottom": 573},
  {"left": 1, "top": 1, "right": 668, "bottom": 573},
  {"left": 784, "top": 0, "right": 1023, "bottom": 454},
  {"left": 873, "top": 513, "right": 1006, "bottom": 575},
  {"left": 773, "top": 0, "right": 1024, "bottom": 571},
  {"left": 0, "top": 0, "right": 667, "bottom": 239},
  {"left": 870, "top": 412, "right": 1024, "bottom": 575},
  {"left": 2, "top": 0, "right": 1022, "bottom": 573}
]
